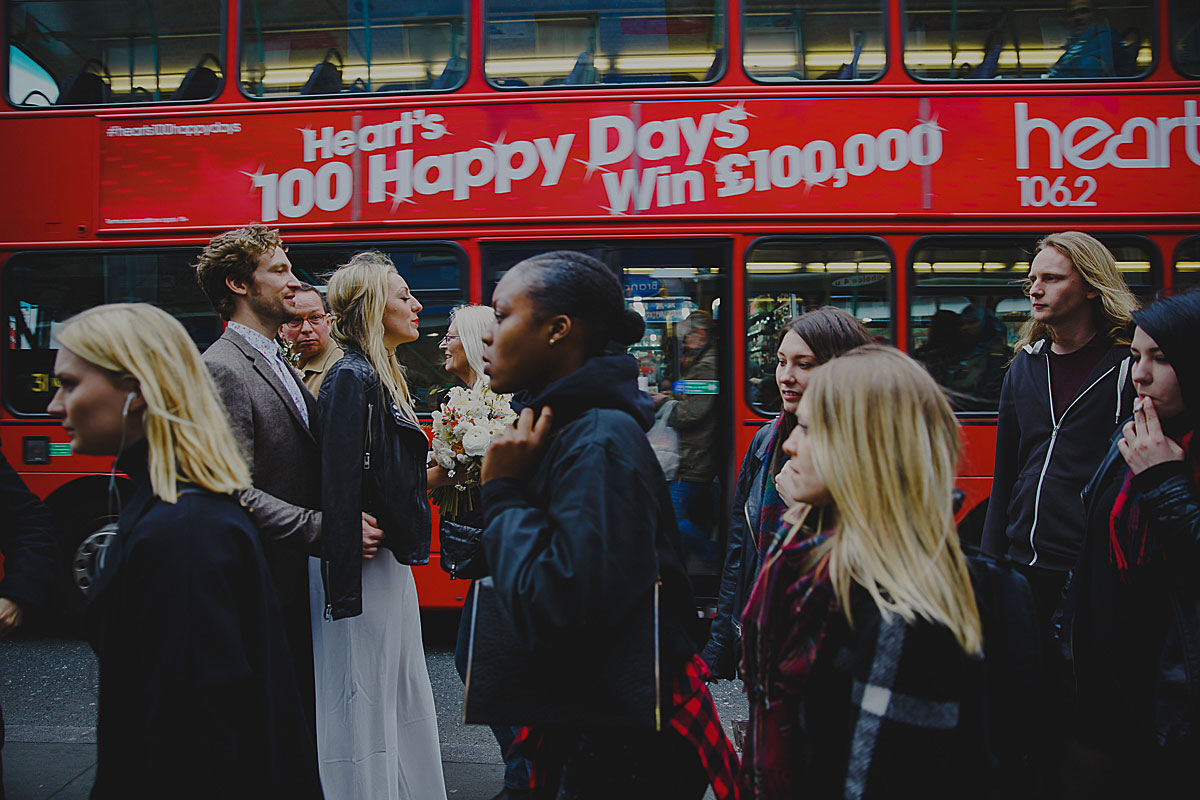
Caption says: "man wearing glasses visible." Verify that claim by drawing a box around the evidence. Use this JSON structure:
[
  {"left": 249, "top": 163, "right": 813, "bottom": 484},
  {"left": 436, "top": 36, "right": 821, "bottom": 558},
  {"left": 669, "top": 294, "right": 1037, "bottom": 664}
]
[{"left": 281, "top": 285, "right": 344, "bottom": 394}]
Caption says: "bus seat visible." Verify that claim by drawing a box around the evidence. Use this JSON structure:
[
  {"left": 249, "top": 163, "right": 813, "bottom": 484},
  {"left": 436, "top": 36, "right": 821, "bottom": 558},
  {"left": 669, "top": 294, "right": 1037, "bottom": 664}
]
[
  {"left": 703, "top": 48, "right": 724, "bottom": 82},
  {"left": 172, "top": 53, "right": 221, "bottom": 100},
  {"left": 833, "top": 35, "right": 865, "bottom": 80},
  {"left": 300, "top": 49, "right": 343, "bottom": 95},
  {"left": 57, "top": 59, "right": 111, "bottom": 105},
  {"left": 563, "top": 51, "right": 598, "bottom": 85},
  {"left": 967, "top": 33, "right": 1003, "bottom": 79},
  {"left": 432, "top": 56, "right": 466, "bottom": 89}
]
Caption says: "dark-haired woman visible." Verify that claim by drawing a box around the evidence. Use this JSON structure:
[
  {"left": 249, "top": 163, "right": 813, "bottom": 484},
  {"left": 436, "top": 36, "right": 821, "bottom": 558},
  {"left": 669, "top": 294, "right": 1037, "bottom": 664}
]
[
  {"left": 1066, "top": 290, "right": 1200, "bottom": 795},
  {"left": 700, "top": 308, "right": 872, "bottom": 679},
  {"left": 476, "top": 251, "right": 738, "bottom": 799}
]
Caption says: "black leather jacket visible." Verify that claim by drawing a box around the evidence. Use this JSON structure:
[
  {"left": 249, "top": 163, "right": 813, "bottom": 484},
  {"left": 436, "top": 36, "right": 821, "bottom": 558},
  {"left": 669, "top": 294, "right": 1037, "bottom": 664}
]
[
  {"left": 1068, "top": 428, "right": 1200, "bottom": 747},
  {"left": 701, "top": 418, "right": 779, "bottom": 679},
  {"left": 317, "top": 348, "right": 431, "bottom": 620}
]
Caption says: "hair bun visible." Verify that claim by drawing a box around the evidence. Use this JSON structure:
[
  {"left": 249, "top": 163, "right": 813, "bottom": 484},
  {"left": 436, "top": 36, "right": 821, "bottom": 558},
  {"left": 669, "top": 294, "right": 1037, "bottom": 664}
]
[{"left": 613, "top": 308, "right": 646, "bottom": 346}]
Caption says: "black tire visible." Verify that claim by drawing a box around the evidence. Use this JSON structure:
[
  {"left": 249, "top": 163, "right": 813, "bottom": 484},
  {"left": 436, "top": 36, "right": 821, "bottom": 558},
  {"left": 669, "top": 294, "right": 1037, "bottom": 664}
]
[{"left": 42, "top": 476, "right": 132, "bottom": 634}]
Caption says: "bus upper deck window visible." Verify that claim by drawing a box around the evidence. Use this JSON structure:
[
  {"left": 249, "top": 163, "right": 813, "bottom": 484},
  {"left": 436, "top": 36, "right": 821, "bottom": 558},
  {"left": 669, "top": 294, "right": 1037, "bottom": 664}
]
[
  {"left": 6, "top": 0, "right": 223, "bottom": 106},
  {"left": 742, "top": 1, "right": 886, "bottom": 83},
  {"left": 240, "top": 1, "right": 468, "bottom": 98},
  {"left": 903, "top": 0, "right": 1154, "bottom": 81},
  {"left": 485, "top": 1, "right": 724, "bottom": 88}
]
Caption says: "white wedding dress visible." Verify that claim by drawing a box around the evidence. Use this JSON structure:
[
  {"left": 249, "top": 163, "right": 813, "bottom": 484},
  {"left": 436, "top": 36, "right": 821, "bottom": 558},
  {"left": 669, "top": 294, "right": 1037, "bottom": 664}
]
[{"left": 308, "top": 555, "right": 447, "bottom": 800}]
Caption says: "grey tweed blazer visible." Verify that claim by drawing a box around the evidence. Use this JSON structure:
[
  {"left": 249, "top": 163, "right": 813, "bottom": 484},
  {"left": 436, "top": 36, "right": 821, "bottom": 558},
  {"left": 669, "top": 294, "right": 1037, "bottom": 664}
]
[{"left": 203, "top": 327, "right": 322, "bottom": 606}]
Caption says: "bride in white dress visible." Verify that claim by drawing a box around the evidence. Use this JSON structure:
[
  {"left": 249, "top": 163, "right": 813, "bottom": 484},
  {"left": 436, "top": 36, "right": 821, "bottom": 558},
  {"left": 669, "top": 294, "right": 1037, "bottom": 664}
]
[{"left": 308, "top": 252, "right": 447, "bottom": 800}]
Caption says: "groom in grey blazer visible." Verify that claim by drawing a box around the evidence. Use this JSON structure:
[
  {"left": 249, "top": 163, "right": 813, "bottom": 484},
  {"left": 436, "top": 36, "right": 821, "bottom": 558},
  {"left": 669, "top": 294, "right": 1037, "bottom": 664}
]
[{"left": 193, "top": 225, "right": 381, "bottom": 734}]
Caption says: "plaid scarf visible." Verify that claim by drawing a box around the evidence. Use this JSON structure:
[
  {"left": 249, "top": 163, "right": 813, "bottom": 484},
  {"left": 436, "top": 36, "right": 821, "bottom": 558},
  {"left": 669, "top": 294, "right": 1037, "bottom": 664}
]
[
  {"left": 1109, "top": 430, "right": 1198, "bottom": 582},
  {"left": 512, "top": 654, "right": 740, "bottom": 799},
  {"left": 738, "top": 513, "right": 836, "bottom": 797}
]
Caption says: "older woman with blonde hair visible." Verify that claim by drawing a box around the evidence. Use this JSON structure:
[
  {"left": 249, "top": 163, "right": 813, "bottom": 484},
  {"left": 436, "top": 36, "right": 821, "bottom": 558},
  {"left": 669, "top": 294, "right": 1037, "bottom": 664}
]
[
  {"left": 309, "top": 252, "right": 446, "bottom": 800},
  {"left": 47, "top": 303, "right": 321, "bottom": 799},
  {"left": 739, "top": 346, "right": 987, "bottom": 798}
]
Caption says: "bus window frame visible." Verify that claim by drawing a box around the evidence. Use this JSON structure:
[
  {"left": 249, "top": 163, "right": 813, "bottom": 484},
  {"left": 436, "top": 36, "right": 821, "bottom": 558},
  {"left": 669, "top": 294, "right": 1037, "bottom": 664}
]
[
  {"left": 906, "top": 231, "right": 1162, "bottom": 416},
  {"left": 900, "top": 0, "right": 1160, "bottom": 84},
  {"left": 0, "top": 239, "right": 470, "bottom": 419},
  {"left": 236, "top": 0, "right": 471, "bottom": 100},
  {"left": 1173, "top": 234, "right": 1200, "bottom": 289},
  {"left": 4, "top": 0, "right": 228, "bottom": 110},
  {"left": 740, "top": 0, "right": 890, "bottom": 86},
  {"left": 743, "top": 233, "right": 896, "bottom": 419},
  {"left": 481, "top": 0, "right": 728, "bottom": 91}
]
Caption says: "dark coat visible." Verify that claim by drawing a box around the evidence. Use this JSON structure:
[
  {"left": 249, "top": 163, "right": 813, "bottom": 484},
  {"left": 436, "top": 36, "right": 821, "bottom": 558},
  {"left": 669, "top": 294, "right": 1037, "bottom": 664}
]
[
  {"left": 85, "top": 446, "right": 322, "bottom": 799},
  {"left": 1068, "top": 432, "right": 1200, "bottom": 749},
  {"left": 480, "top": 355, "right": 697, "bottom": 710},
  {"left": 317, "top": 347, "right": 431, "bottom": 620},
  {"left": 981, "top": 338, "right": 1134, "bottom": 570},
  {"left": 702, "top": 418, "right": 777, "bottom": 678},
  {"left": 0, "top": 449, "right": 55, "bottom": 618},
  {"left": 745, "top": 590, "right": 988, "bottom": 799}
]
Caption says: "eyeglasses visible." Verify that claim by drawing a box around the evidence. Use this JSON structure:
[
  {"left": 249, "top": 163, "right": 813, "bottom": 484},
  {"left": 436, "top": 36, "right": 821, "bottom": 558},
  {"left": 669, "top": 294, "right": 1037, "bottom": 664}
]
[
  {"left": 284, "top": 313, "right": 329, "bottom": 329},
  {"left": 439, "top": 333, "right": 460, "bottom": 345}
]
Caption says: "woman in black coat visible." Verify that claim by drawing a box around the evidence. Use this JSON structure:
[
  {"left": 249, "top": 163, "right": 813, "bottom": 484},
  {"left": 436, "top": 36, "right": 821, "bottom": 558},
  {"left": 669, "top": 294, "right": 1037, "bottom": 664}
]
[
  {"left": 46, "top": 303, "right": 320, "bottom": 799},
  {"left": 473, "top": 251, "right": 738, "bottom": 799},
  {"left": 1067, "top": 290, "right": 1200, "bottom": 795}
]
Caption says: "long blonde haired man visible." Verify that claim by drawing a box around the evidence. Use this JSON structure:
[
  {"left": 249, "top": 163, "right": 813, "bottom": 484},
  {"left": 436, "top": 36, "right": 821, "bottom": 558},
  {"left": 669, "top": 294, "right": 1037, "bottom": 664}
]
[{"left": 980, "top": 231, "right": 1136, "bottom": 790}]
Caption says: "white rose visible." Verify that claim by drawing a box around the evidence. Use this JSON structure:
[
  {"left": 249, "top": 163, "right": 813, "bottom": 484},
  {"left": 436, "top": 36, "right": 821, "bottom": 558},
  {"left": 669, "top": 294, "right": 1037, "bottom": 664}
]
[
  {"left": 432, "top": 439, "right": 456, "bottom": 469},
  {"left": 462, "top": 425, "right": 492, "bottom": 457}
]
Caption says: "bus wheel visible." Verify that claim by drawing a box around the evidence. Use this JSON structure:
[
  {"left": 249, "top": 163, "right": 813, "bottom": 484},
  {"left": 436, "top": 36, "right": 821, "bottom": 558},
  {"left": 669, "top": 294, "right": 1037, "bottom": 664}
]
[{"left": 42, "top": 477, "right": 132, "bottom": 633}]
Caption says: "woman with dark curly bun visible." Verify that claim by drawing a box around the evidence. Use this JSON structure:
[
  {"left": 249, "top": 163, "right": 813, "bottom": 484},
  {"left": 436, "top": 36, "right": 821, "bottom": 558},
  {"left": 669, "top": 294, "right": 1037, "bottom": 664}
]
[{"left": 473, "top": 251, "right": 739, "bottom": 799}]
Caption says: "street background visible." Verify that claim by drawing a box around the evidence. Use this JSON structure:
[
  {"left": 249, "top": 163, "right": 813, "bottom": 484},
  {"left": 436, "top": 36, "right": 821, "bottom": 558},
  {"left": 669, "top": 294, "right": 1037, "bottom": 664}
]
[{"left": 0, "top": 610, "right": 747, "bottom": 800}]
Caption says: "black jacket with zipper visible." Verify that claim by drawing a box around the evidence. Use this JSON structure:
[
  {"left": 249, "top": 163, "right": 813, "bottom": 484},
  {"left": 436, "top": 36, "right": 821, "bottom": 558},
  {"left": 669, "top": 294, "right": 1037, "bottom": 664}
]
[
  {"left": 981, "top": 337, "right": 1133, "bottom": 570},
  {"left": 1066, "top": 430, "right": 1200, "bottom": 748},
  {"left": 480, "top": 354, "right": 698, "bottom": 714},
  {"left": 318, "top": 347, "right": 431, "bottom": 620}
]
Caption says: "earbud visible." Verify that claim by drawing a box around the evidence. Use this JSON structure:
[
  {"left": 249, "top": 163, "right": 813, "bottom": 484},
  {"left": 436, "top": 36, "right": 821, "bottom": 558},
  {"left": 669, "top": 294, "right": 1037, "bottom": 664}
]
[{"left": 122, "top": 392, "right": 137, "bottom": 417}]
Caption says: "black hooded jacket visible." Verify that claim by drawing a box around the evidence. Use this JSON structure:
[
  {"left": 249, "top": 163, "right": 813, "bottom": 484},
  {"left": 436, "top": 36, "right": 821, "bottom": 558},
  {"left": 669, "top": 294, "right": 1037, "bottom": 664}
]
[
  {"left": 981, "top": 337, "right": 1134, "bottom": 570},
  {"left": 480, "top": 354, "right": 698, "bottom": 712}
]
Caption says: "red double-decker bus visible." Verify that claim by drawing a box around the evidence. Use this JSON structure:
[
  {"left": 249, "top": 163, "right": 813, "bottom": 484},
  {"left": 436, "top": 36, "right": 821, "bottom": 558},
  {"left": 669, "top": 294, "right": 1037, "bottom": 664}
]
[{"left": 2, "top": 0, "right": 1198, "bottom": 622}]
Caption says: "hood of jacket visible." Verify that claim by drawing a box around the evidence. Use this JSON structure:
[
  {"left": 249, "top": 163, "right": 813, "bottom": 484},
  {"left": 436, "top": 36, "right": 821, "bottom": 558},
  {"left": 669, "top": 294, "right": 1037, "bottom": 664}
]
[{"left": 512, "top": 353, "right": 656, "bottom": 432}]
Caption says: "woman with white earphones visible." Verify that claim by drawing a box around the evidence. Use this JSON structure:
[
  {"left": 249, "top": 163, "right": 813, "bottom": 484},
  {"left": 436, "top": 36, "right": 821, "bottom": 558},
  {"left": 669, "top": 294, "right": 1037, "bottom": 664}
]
[{"left": 47, "top": 303, "right": 321, "bottom": 799}]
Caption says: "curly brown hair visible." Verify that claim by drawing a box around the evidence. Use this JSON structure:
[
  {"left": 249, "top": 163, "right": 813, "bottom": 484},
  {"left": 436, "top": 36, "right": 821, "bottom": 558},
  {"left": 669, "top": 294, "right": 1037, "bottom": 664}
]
[{"left": 194, "top": 225, "right": 282, "bottom": 320}]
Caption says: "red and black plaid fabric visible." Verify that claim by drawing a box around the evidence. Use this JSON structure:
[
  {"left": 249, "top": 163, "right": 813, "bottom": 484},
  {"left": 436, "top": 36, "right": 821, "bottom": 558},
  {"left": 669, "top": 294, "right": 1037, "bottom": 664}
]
[
  {"left": 670, "top": 654, "right": 740, "bottom": 799},
  {"left": 511, "top": 654, "right": 740, "bottom": 799},
  {"left": 1109, "top": 430, "right": 1199, "bottom": 580}
]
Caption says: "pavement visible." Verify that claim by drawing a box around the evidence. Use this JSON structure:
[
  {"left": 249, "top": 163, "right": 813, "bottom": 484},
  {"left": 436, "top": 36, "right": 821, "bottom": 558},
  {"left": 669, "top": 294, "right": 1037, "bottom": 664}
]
[{"left": 1, "top": 612, "right": 747, "bottom": 800}]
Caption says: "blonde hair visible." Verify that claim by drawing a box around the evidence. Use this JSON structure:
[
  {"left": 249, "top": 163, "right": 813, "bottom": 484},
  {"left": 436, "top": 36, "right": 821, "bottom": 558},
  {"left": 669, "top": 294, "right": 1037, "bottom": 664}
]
[
  {"left": 803, "top": 346, "right": 982, "bottom": 655},
  {"left": 56, "top": 303, "right": 251, "bottom": 503},
  {"left": 449, "top": 304, "right": 493, "bottom": 391},
  {"left": 1016, "top": 231, "right": 1137, "bottom": 349},
  {"left": 327, "top": 252, "right": 417, "bottom": 421}
]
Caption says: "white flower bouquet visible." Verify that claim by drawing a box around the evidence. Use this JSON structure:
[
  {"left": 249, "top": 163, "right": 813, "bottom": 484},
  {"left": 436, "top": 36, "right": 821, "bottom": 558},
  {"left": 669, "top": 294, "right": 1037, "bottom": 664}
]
[{"left": 429, "top": 385, "right": 517, "bottom": 520}]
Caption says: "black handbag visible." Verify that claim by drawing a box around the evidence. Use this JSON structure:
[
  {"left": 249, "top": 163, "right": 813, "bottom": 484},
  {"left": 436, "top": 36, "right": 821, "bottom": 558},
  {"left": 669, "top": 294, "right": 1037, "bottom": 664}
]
[
  {"left": 438, "top": 518, "right": 487, "bottom": 580},
  {"left": 462, "top": 575, "right": 662, "bottom": 730}
]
